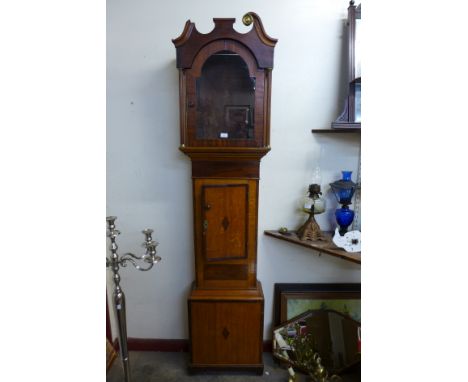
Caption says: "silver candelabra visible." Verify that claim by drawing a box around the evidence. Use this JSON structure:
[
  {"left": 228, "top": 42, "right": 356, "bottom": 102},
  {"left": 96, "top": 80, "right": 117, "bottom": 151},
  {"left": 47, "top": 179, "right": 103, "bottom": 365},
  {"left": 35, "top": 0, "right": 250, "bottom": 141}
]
[{"left": 106, "top": 216, "right": 161, "bottom": 382}]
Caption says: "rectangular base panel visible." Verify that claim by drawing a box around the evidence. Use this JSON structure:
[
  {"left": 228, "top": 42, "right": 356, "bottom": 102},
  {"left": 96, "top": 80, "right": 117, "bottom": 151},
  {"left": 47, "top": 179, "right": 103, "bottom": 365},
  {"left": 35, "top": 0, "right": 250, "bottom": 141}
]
[{"left": 188, "top": 281, "right": 264, "bottom": 371}]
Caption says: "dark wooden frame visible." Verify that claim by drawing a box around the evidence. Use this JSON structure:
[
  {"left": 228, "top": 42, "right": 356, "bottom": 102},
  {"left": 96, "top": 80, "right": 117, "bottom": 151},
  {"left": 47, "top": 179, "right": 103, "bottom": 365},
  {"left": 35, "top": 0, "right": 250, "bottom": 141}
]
[
  {"left": 272, "top": 309, "right": 361, "bottom": 375},
  {"left": 185, "top": 40, "right": 265, "bottom": 148},
  {"left": 273, "top": 283, "right": 361, "bottom": 326},
  {"left": 118, "top": 337, "right": 272, "bottom": 353},
  {"left": 332, "top": 1, "right": 361, "bottom": 129}
]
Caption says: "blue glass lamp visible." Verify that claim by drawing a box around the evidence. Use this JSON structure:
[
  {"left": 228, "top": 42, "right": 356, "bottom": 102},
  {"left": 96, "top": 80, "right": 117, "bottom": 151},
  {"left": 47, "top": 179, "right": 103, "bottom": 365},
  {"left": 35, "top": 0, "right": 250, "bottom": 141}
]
[{"left": 330, "top": 171, "right": 357, "bottom": 236}]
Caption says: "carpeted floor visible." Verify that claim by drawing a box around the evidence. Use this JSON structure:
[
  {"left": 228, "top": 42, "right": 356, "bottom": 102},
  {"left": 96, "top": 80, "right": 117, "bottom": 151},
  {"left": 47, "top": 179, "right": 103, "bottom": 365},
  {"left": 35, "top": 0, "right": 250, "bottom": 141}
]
[{"left": 107, "top": 352, "right": 360, "bottom": 382}]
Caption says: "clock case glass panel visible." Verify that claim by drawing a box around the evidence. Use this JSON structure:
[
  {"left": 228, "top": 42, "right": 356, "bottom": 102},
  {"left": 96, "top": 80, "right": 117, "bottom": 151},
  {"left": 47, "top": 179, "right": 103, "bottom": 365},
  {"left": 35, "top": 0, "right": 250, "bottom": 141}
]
[
  {"left": 196, "top": 51, "right": 256, "bottom": 140},
  {"left": 184, "top": 39, "right": 266, "bottom": 149}
]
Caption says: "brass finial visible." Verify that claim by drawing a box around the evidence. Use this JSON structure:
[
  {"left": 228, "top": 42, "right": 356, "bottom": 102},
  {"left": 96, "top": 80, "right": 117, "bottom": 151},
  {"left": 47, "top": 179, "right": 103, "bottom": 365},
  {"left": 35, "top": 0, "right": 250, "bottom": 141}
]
[{"left": 242, "top": 12, "right": 254, "bottom": 26}]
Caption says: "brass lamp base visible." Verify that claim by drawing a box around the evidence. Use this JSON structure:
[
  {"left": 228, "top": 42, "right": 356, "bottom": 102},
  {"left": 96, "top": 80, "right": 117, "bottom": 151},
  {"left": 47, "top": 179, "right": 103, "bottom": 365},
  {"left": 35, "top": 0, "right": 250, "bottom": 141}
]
[{"left": 297, "top": 210, "right": 326, "bottom": 242}]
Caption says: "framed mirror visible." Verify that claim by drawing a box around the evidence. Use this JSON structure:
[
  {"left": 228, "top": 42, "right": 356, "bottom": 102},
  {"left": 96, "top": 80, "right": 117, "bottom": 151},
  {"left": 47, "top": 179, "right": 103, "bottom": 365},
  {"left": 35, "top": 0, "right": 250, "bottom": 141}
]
[
  {"left": 332, "top": 1, "right": 361, "bottom": 129},
  {"left": 273, "top": 309, "right": 361, "bottom": 380}
]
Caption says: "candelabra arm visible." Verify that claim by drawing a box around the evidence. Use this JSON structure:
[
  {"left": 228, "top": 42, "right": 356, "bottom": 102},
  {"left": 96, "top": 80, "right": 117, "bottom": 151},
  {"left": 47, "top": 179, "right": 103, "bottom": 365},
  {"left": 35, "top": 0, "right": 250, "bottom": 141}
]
[
  {"left": 121, "top": 252, "right": 144, "bottom": 260},
  {"left": 120, "top": 253, "right": 156, "bottom": 271}
]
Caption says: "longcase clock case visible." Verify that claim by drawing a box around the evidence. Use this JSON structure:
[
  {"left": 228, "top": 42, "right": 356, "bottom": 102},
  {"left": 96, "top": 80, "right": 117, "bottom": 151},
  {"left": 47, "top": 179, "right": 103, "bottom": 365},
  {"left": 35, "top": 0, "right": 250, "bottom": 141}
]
[{"left": 172, "top": 13, "right": 277, "bottom": 373}]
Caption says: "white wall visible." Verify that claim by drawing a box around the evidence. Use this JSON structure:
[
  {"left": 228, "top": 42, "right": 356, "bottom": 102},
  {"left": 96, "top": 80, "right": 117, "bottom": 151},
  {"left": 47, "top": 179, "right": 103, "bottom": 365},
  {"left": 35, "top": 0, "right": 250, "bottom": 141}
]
[{"left": 107, "top": 0, "right": 361, "bottom": 340}]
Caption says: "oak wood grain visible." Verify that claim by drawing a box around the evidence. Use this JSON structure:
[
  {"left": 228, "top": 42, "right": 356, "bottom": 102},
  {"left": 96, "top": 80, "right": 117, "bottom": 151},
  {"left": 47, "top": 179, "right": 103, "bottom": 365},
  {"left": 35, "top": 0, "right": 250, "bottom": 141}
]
[
  {"left": 188, "top": 282, "right": 264, "bottom": 369},
  {"left": 194, "top": 178, "right": 258, "bottom": 289}
]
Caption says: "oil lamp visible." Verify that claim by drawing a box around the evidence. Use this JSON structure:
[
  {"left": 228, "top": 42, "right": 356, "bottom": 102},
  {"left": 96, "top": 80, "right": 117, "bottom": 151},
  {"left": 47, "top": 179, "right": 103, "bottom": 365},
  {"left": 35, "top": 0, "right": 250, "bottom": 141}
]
[
  {"left": 330, "top": 171, "right": 356, "bottom": 236},
  {"left": 297, "top": 183, "right": 326, "bottom": 241}
]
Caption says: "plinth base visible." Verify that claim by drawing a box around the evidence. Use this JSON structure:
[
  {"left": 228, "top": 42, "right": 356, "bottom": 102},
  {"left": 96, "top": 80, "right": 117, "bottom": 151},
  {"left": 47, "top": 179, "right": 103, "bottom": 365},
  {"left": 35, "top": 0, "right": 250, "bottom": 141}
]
[{"left": 188, "top": 281, "right": 264, "bottom": 373}]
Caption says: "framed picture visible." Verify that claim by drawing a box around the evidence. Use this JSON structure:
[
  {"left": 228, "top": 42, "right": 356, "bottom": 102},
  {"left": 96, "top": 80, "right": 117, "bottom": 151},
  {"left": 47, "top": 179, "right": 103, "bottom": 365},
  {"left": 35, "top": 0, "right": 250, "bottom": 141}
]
[
  {"left": 273, "top": 283, "right": 361, "bottom": 326},
  {"left": 272, "top": 309, "right": 361, "bottom": 375},
  {"left": 106, "top": 338, "right": 117, "bottom": 371}
]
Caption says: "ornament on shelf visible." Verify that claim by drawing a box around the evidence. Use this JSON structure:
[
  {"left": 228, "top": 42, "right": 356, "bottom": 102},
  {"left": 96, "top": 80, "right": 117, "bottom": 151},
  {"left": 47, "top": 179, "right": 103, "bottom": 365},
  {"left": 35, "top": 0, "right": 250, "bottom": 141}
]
[
  {"left": 332, "top": 227, "right": 361, "bottom": 253},
  {"left": 297, "top": 184, "right": 326, "bottom": 241},
  {"left": 330, "top": 171, "right": 357, "bottom": 236}
]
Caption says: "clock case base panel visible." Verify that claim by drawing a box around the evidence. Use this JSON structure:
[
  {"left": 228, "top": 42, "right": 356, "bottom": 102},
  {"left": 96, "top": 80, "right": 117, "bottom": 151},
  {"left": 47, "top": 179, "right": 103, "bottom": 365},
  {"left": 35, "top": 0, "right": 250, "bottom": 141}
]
[
  {"left": 188, "top": 364, "right": 264, "bottom": 375},
  {"left": 188, "top": 281, "right": 264, "bottom": 373}
]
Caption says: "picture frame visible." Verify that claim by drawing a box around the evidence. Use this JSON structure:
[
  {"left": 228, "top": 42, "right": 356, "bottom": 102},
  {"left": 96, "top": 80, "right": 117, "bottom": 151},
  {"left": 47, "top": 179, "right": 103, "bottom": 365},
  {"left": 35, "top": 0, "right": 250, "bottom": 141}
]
[
  {"left": 272, "top": 309, "right": 361, "bottom": 375},
  {"left": 273, "top": 283, "right": 361, "bottom": 326},
  {"left": 106, "top": 338, "right": 117, "bottom": 372},
  {"left": 331, "top": 2, "right": 361, "bottom": 129}
]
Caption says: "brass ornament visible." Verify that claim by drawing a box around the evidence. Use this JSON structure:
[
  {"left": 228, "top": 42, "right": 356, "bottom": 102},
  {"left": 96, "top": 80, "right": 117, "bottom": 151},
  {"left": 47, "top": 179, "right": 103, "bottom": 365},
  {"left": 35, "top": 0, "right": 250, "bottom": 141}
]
[
  {"left": 284, "top": 322, "right": 341, "bottom": 382},
  {"left": 279, "top": 227, "right": 289, "bottom": 235},
  {"left": 242, "top": 12, "right": 254, "bottom": 26}
]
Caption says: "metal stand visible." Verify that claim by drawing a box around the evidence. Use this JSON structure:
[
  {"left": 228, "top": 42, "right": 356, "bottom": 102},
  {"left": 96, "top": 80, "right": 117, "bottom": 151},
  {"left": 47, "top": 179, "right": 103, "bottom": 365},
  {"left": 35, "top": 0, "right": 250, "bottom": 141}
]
[
  {"left": 297, "top": 205, "right": 326, "bottom": 242},
  {"left": 106, "top": 216, "right": 161, "bottom": 382}
]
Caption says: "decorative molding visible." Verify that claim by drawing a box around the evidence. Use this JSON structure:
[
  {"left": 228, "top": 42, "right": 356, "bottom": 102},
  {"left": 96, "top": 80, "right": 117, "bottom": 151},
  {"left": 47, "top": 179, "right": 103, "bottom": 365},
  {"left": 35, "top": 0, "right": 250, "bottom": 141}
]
[
  {"left": 127, "top": 338, "right": 189, "bottom": 352},
  {"left": 172, "top": 14, "right": 277, "bottom": 69},
  {"left": 172, "top": 20, "right": 195, "bottom": 47},
  {"left": 113, "top": 338, "right": 273, "bottom": 353},
  {"left": 263, "top": 340, "right": 272, "bottom": 353},
  {"left": 242, "top": 12, "right": 278, "bottom": 47},
  {"left": 179, "top": 146, "right": 271, "bottom": 160}
]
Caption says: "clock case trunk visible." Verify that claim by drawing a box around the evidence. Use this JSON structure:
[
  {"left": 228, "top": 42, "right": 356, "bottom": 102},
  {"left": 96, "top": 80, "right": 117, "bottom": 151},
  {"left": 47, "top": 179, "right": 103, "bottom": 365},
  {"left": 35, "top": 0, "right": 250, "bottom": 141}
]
[{"left": 172, "top": 13, "right": 277, "bottom": 373}]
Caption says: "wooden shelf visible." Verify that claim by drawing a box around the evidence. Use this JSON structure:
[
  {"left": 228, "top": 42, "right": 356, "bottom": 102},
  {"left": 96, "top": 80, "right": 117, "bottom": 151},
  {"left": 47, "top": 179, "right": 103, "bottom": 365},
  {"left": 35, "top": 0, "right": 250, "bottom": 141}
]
[
  {"left": 264, "top": 230, "right": 361, "bottom": 265},
  {"left": 312, "top": 126, "right": 361, "bottom": 134}
]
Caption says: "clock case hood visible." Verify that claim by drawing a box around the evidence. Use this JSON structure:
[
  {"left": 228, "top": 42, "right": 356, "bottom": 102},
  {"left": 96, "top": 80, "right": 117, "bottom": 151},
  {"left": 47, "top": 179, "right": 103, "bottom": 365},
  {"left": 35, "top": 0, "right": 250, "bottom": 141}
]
[{"left": 172, "top": 13, "right": 277, "bottom": 160}]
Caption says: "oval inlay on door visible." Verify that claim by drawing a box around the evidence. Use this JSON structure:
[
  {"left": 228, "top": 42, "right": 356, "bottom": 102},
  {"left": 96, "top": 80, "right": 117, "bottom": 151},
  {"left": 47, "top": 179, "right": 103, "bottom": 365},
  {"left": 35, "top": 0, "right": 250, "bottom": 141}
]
[{"left": 222, "top": 216, "right": 230, "bottom": 231}]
